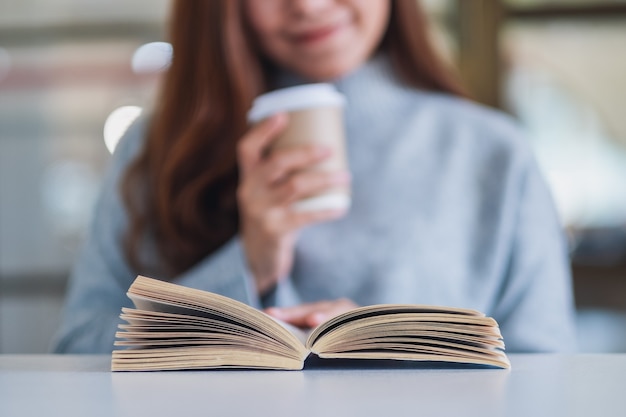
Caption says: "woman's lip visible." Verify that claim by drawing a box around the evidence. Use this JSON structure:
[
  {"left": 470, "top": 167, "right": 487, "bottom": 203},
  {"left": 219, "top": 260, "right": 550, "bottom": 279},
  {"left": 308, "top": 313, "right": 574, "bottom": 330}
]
[{"left": 290, "top": 24, "right": 343, "bottom": 45}]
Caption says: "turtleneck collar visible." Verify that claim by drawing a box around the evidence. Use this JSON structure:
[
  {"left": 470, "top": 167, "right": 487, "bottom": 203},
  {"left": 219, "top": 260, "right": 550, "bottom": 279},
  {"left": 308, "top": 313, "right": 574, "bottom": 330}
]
[
  {"left": 271, "top": 52, "right": 417, "bottom": 124},
  {"left": 272, "top": 52, "right": 395, "bottom": 87}
]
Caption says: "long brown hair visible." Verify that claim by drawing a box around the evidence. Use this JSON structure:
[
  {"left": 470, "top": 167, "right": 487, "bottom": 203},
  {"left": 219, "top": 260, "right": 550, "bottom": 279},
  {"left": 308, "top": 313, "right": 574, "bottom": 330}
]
[{"left": 123, "top": 0, "right": 467, "bottom": 277}]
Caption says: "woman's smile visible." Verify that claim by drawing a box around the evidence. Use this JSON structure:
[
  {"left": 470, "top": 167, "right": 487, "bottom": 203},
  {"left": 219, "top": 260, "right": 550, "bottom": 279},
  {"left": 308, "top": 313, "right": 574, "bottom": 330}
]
[{"left": 245, "top": 0, "right": 390, "bottom": 80}]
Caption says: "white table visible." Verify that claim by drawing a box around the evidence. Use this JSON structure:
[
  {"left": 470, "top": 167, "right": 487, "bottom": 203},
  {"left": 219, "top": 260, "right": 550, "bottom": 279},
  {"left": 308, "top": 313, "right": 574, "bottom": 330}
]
[{"left": 1, "top": 354, "right": 625, "bottom": 417}]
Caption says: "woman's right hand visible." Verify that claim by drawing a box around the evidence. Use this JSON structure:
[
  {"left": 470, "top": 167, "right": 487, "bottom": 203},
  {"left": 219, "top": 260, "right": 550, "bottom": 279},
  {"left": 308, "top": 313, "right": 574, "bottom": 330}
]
[{"left": 237, "top": 113, "right": 350, "bottom": 296}]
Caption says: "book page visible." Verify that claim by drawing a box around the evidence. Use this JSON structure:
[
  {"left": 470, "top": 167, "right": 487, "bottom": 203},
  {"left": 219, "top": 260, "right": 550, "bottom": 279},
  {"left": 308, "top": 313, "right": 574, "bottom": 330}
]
[
  {"left": 120, "top": 277, "right": 309, "bottom": 361},
  {"left": 307, "top": 304, "right": 486, "bottom": 347},
  {"left": 306, "top": 304, "right": 510, "bottom": 369},
  {"left": 266, "top": 315, "right": 310, "bottom": 346}
]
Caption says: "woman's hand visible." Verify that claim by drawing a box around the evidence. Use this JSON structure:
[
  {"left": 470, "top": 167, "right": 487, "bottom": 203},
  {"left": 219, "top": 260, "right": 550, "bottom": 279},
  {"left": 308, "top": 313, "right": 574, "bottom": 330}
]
[
  {"left": 237, "top": 113, "right": 350, "bottom": 295},
  {"left": 264, "top": 298, "right": 359, "bottom": 328}
]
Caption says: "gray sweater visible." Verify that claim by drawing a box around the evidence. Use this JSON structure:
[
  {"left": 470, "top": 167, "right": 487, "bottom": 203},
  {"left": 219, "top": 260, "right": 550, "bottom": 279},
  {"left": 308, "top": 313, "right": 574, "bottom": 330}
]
[{"left": 52, "top": 57, "right": 577, "bottom": 354}]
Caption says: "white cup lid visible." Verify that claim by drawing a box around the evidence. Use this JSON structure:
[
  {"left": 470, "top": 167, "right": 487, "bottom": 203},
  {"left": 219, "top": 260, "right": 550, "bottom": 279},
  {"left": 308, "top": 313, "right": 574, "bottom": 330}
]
[{"left": 248, "top": 83, "right": 346, "bottom": 123}]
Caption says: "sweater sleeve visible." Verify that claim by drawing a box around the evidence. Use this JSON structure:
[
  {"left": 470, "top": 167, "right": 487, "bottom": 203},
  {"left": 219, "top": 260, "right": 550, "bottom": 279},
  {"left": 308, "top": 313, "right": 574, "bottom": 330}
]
[
  {"left": 493, "top": 152, "right": 578, "bottom": 353},
  {"left": 51, "top": 119, "right": 259, "bottom": 354}
]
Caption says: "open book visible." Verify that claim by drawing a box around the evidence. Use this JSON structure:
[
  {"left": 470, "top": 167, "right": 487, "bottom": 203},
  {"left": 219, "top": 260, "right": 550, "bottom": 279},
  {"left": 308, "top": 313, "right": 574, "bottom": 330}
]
[{"left": 112, "top": 276, "right": 510, "bottom": 371}]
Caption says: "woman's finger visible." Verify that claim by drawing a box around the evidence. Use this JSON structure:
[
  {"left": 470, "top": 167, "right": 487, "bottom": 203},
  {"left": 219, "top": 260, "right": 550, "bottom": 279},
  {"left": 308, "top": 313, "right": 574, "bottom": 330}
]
[
  {"left": 265, "top": 302, "right": 330, "bottom": 327},
  {"left": 286, "top": 207, "right": 348, "bottom": 231},
  {"left": 263, "top": 145, "right": 331, "bottom": 185},
  {"left": 237, "top": 113, "right": 288, "bottom": 175},
  {"left": 265, "top": 299, "right": 358, "bottom": 328},
  {"left": 303, "top": 299, "right": 357, "bottom": 328},
  {"left": 271, "top": 170, "right": 351, "bottom": 206}
]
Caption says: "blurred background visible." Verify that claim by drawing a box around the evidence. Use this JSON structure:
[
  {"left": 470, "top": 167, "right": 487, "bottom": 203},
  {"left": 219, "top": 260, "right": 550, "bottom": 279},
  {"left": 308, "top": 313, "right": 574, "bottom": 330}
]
[{"left": 0, "top": 0, "right": 625, "bottom": 353}]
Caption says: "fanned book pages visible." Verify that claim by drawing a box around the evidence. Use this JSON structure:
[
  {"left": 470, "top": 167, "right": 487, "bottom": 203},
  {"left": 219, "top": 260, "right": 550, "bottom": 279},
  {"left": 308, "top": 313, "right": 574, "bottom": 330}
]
[{"left": 111, "top": 276, "right": 510, "bottom": 371}]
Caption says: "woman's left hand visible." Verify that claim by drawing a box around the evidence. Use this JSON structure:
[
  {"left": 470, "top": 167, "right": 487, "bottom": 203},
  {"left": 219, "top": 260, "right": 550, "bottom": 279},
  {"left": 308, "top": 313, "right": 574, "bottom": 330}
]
[{"left": 265, "top": 298, "right": 358, "bottom": 328}]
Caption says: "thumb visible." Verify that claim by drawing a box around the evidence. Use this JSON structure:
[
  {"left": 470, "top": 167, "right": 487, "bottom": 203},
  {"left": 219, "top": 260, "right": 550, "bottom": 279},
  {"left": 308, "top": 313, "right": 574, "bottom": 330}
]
[{"left": 237, "top": 113, "right": 288, "bottom": 175}]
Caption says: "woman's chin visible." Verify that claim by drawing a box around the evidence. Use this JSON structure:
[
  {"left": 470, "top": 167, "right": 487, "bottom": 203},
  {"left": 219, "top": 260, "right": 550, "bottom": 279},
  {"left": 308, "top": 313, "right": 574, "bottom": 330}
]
[{"left": 288, "top": 59, "right": 361, "bottom": 82}]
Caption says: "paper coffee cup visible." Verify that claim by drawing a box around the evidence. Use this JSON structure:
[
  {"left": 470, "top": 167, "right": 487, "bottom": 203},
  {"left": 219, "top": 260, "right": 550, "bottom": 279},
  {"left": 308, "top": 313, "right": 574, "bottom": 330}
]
[{"left": 248, "top": 84, "right": 350, "bottom": 212}]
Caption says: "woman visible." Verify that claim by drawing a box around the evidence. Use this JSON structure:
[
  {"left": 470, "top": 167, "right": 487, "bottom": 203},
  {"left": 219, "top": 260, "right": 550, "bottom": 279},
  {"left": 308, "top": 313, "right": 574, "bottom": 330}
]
[{"left": 53, "top": 0, "right": 577, "bottom": 353}]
